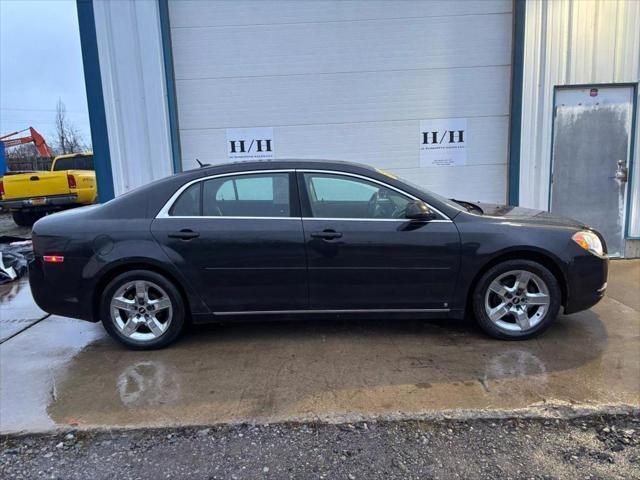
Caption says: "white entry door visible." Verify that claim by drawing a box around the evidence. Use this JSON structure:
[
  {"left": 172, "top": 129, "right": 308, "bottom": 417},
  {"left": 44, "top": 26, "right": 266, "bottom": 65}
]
[{"left": 550, "top": 85, "right": 635, "bottom": 257}]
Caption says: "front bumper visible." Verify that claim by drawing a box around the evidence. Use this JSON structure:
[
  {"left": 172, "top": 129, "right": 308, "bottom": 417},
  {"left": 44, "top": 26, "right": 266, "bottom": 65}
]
[
  {"left": 0, "top": 194, "right": 78, "bottom": 210},
  {"left": 563, "top": 252, "right": 609, "bottom": 314}
]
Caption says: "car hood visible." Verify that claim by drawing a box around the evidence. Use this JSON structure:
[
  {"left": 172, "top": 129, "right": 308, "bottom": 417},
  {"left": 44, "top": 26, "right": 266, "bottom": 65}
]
[{"left": 472, "top": 202, "right": 589, "bottom": 229}]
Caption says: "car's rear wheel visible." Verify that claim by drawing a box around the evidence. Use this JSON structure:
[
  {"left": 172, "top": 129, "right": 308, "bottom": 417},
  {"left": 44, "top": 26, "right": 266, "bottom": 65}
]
[
  {"left": 472, "top": 260, "right": 561, "bottom": 340},
  {"left": 100, "top": 270, "right": 185, "bottom": 349}
]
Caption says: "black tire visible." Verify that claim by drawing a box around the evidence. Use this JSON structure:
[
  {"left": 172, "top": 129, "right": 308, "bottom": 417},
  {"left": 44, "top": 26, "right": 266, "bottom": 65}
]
[
  {"left": 472, "top": 259, "right": 561, "bottom": 340},
  {"left": 100, "top": 270, "right": 186, "bottom": 349},
  {"left": 12, "top": 211, "right": 41, "bottom": 227}
]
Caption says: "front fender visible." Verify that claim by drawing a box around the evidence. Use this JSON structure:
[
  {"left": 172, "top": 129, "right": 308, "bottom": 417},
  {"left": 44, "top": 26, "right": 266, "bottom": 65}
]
[{"left": 450, "top": 217, "right": 576, "bottom": 311}]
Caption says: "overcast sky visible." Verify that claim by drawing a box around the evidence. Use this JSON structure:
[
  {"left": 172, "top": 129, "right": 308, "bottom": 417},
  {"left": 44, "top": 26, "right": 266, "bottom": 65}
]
[{"left": 0, "top": 0, "right": 91, "bottom": 145}]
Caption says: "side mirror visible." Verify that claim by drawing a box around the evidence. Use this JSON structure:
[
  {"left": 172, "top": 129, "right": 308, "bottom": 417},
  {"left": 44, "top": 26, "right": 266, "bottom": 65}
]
[{"left": 405, "top": 200, "right": 437, "bottom": 221}]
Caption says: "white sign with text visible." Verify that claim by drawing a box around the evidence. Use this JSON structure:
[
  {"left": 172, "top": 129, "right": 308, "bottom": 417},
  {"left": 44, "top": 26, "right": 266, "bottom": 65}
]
[
  {"left": 419, "top": 118, "right": 468, "bottom": 167},
  {"left": 226, "top": 127, "right": 275, "bottom": 160}
]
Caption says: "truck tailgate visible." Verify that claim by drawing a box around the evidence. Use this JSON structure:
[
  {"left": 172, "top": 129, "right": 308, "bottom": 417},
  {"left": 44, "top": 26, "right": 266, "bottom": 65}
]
[{"left": 3, "top": 172, "right": 70, "bottom": 199}]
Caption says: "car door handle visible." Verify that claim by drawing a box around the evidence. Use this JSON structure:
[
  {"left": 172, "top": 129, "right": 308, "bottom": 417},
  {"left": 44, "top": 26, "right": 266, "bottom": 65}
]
[
  {"left": 310, "top": 230, "right": 343, "bottom": 240},
  {"left": 168, "top": 229, "right": 200, "bottom": 240}
]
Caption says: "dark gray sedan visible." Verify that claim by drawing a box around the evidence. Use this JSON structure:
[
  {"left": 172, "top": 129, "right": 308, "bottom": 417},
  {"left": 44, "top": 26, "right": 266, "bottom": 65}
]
[{"left": 29, "top": 160, "right": 608, "bottom": 349}]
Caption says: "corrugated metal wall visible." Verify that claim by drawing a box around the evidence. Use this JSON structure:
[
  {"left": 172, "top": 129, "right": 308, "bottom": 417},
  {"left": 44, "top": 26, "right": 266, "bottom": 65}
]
[
  {"left": 519, "top": 0, "right": 640, "bottom": 238},
  {"left": 168, "top": 0, "right": 513, "bottom": 204},
  {"left": 93, "top": 0, "right": 174, "bottom": 196}
]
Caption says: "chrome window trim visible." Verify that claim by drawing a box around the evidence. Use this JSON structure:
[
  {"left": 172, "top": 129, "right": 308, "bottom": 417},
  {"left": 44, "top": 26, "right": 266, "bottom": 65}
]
[
  {"left": 158, "top": 215, "right": 300, "bottom": 221},
  {"left": 302, "top": 217, "right": 451, "bottom": 223},
  {"left": 157, "top": 167, "right": 451, "bottom": 222}
]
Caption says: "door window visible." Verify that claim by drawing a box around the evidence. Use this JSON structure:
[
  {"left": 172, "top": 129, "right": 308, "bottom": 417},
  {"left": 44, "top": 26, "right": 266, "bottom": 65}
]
[
  {"left": 203, "top": 173, "right": 290, "bottom": 217},
  {"left": 303, "top": 173, "right": 411, "bottom": 219}
]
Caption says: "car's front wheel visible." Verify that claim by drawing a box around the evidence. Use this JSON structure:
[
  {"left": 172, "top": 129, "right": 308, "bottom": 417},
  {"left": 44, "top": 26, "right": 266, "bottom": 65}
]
[
  {"left": 100, "top": 270, "right": 185, "bottom": 349},
  {"left": 472, "top": 259, "right": 561, "bottom": 340}
]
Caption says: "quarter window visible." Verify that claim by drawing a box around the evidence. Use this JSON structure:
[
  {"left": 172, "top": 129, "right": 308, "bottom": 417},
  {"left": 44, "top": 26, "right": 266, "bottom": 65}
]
[
  {"left": 303, "top": 173, "right": 412, "bottom": 219},
  {"left": 169, "top": 183, "right": 201, "bottom": 216}
]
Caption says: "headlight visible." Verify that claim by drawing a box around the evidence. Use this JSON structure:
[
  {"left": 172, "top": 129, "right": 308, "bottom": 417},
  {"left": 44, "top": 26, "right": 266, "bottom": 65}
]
[{"left": 572, "top": 231, "right": 604, "bottom": 256}]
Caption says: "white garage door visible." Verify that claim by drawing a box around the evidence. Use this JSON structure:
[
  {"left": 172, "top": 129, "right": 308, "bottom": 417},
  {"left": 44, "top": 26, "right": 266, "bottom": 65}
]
[{"left": 168, "top": 0, "right": 513, "bottom": 203}]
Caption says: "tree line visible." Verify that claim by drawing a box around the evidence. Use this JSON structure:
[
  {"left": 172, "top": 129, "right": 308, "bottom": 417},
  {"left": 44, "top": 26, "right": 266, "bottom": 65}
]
[{"left": 4, "top": 98, "right": 91, "bottom": 162}]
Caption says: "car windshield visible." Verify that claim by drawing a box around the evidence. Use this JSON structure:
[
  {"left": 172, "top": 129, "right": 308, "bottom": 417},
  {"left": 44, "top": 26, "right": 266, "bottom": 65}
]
[{"left": 390, "top": 172, "right": 466, "bottom": 213}]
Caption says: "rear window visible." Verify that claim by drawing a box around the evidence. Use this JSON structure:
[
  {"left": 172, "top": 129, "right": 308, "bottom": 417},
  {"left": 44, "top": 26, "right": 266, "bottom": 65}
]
[{"left": 53, "top": 155, "right": 94, "bottom": 171}]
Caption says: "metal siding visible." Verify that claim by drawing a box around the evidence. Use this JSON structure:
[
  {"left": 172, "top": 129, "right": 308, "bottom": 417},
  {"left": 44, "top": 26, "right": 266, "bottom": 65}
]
[
  {"left": 76, "top": 0, "right": 115, "bottom": 202},
  {"left": 168, "top": 0, "right": 513, "bottom": 203},
  {"left": 169, "top": 0, "right": 513, "bottom": 27},
  {"left": 519, "top": 0, "right": 640, "bottom": 237},
  {"left": 92, "top": 0, "right": 174, "bottom": 196},
  {"left": 158, "top": 0, "right": 182, "bottom": 174}
]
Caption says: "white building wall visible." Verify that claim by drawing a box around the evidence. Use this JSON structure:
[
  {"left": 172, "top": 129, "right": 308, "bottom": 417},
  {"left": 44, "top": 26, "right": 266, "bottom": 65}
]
[
  {"left": 169, "top": 0, "right": 513, "bottom": 204},
  {"left": 93, "top": 0, "right": 174, "bottom": 196},
  {"left": 519, "top": 0, "right": 640, "bottom": 236}
]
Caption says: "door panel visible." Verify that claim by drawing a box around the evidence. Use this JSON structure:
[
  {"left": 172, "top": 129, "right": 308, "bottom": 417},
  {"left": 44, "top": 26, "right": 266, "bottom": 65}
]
[
  {"left": 151, "top": 171, "right": 307, "bottom": 312},
  {"left": 551, "top": 85, "right": 635, "bottom": 257},
  {"left": 152, "top": 217, "right": 308, "bottom": 312},
  {"left": 303, "top": 219, "right": 460, "bottom": 309},
  {"left": 299, "top": 171, "right": 460, "bottom": 310}
]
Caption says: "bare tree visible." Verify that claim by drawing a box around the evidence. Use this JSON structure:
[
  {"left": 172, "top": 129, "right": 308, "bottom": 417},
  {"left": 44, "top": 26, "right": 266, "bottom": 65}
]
[
  {"left": 5, "top": 143, "right": 38, "bottom": 159},
  {"left": 54, "top": 99, "right": 87, "bottom": 154}
]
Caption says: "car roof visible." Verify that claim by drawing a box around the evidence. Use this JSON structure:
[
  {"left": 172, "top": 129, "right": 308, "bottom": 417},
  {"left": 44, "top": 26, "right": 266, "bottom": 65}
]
[{"left": 181, "top": 158, "right": 378, "bottom": 176}]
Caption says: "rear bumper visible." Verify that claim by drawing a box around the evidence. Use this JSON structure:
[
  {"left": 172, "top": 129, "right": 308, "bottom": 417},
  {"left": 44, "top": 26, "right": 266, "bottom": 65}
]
[
  {"left": 0, "top": 194, "right": 78, "bottom": 210},
  {"left": 28, "top": 257, "right": 96, "bottom": 322},
  {"left": 563, "top": 252, "right": 609, "bottom": 314}
]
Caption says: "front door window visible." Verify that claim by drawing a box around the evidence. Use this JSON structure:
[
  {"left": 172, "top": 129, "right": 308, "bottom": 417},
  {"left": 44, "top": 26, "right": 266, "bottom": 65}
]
[{"left": 303, "top": 173, "right": 411, "bottom": 219}]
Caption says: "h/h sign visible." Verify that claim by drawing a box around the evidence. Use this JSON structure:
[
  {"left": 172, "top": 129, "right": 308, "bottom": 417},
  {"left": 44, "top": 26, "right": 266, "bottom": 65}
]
[
  {"left": 420, "top": 118, "right": 468, "bottom": 167},
  {"left": 226, "top": 127, "right": 275, "bottom": 160}
]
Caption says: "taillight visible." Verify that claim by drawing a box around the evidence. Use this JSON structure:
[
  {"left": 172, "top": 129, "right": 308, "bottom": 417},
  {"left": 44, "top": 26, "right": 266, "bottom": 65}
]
[
  {"left": 43, "top": 255, "right": 64, "bottom": 263},
  {"left": 67, "top": 174, "right": 77, "bottom": 189},
  {"left": 0, "top": 179, "right": 4, "bottom": 197}
]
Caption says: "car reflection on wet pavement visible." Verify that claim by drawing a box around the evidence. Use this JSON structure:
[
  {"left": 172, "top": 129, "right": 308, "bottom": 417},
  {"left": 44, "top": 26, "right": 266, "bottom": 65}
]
[{"left": 0, "top": 262, "right": 638, "bottom": 433}]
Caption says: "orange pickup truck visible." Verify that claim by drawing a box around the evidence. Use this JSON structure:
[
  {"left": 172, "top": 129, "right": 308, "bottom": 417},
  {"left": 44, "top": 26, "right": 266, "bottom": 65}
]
[{"left": 0, "top": 153, "right": 97, "bottom": 226}]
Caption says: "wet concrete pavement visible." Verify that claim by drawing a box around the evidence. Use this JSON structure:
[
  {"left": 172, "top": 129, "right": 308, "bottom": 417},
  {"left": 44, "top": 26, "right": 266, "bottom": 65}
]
[
  {"left": 1, "top": 261, "right": 638, "bottom": 434},
  {"left": 0, "top": 278, "right": 47, "bottom": 342}
]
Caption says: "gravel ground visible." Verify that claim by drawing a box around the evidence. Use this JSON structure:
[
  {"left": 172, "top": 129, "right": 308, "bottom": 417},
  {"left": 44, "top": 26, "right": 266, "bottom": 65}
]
[{"left": 2, "top": 415, "right": 639, "bottom": 480}]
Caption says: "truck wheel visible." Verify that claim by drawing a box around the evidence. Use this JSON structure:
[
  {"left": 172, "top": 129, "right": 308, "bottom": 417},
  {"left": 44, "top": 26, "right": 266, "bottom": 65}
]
[{"left": 12, "top": 211, "right": 41, "bottom": 227}]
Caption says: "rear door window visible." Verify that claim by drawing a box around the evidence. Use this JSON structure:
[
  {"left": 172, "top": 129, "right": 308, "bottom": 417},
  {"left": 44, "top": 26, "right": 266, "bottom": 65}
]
[{"left": 203, "top": 173, "right": 291, "bottom": 217}]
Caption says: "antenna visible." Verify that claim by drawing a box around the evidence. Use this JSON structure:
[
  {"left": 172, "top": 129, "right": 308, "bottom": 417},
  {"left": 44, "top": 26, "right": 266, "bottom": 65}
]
[{"left": 195, "top": 158, "right": 211, "bottom": 168}]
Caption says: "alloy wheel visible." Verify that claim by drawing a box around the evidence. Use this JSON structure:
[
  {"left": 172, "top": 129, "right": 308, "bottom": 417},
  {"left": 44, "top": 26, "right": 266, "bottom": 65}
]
[
  {"left": 110, "top": 280, "right": 173, "bottom": 342},
  {"left": 484, "top": 269, "right": 550, "bottom": 333}
]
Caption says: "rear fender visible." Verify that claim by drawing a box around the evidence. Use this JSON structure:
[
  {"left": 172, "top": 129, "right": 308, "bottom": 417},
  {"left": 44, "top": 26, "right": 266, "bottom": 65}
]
[{"left": 89, "top": 238, "right": 211, "bottom": 321}]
